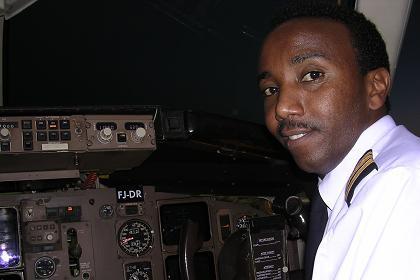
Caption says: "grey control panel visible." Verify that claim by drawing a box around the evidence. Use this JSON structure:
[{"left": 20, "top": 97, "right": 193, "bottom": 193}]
[{"left": 0, "top": 115, "right": 156, "bottom": 174}]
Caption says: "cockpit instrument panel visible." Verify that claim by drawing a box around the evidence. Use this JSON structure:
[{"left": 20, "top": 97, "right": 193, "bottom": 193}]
[{"left": 0, "top": 186, "right": 269, "bottom": 279}]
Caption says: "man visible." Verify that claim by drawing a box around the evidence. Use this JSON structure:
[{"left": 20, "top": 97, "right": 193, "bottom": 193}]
[{"left": 258, "top": 2, "right": 420, "bottom": 279}]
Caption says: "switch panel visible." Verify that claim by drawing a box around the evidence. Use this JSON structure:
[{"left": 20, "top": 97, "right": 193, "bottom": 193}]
[{"left": 0, "top": 115, "right": 156, "bottom": 174}]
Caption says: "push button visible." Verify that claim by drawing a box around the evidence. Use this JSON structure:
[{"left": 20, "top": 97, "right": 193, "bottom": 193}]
[
  {"left": 0, "top": 142, "right": 10, "bottom": 152},
  {"left": 60, "top": 120, "right": 70, "bottom": 129},
  {"left": 60, "top": 131, "right": 71, "bottom": 141},
  {"left": 48, "top": 131, "right": 59, "bottom": 141},
  {"left": 23, "top": 140, "right": 33, "bottom": 150},
  {"left": 36, "top": 120, "right": 47, "bottom": 130},
  {"left": 48, "top": 120, "right": 58, "bottom": 129},
  {"left": 23, "top": 131, "right": 33, "bottom": 140},
  {"left": 37, "top": 131, "right": 47, "bottom": 141},
  {"left": 117, "top": 133, "right": 127, "bottom": 143},
  {"left": 22, "top": 120, "right": 32, "bottom": 129}
]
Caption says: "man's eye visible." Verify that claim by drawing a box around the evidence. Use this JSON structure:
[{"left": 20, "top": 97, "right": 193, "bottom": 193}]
[
  {"left": 262, "top": 87, "right": 279, "bottom": 97},
  {"left": 302, "top": 71, "right": 324, "bottom": 82}
]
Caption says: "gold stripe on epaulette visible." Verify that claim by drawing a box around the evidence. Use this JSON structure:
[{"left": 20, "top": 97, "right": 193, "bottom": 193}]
[{"left": 345, "top": 149, "right": 377, "bottom": 205}]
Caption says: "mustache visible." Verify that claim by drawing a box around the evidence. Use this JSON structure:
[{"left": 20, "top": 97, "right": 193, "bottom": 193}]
[{"left": 278, "top": 118, "right": 318, "bottom": 133}]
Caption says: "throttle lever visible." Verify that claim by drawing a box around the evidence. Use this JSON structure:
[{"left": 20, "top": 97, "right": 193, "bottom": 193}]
[{"left": 179, "top": 219, "right": 204, "bottom": 280}]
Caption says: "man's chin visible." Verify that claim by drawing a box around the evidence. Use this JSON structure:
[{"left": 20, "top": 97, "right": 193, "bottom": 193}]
[{"left": 292, "top": 154, "right": 323, "bottom": 175}]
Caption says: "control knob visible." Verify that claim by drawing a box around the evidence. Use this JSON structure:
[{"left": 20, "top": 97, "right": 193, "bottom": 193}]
[
  {"left": 99, "top": 127, "right": 113, "bottom": 143},
  {"left": 131, "top": 127, "right": 146, "bottom": 143},
  {"left": 0, "top": 128, "right": 10, "bottom": 140},
  {"left": 135, "top": 127, "right": 146, "bottom": 138}
]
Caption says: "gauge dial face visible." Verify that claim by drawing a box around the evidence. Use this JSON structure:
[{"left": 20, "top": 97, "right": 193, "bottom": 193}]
[
  {"left": 118, "top": 220, "right": 153, "bottom": 256},
  {"left": 34, "top": 256, "right": 56, "bottom": 278},
  {"left": 129, "top": 270, "right": 150, "bottom": 280},
  {"left": 125, "top": 261, "right": 153, "bottom": 280},
  {"left": 236, "top": 215, "right": 252, "bottom": 229},
  {"left": 99, "top": 204, "right": 114, "bottom": 218}
]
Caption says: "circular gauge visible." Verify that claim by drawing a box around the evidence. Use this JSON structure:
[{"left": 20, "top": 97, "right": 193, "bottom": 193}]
[
  {"left": 34, "top": 256, "right": 56, "bottom": 278},
  {"left": 99, "top": 204, "right": 114, "bottom": 218},
  {"left": 118, "top": 220, "right": 153, "bottom": 256},
  {"left": 125, "top": 261, "right": 153, "bottom": 280},
  {"left": 236, "top": 215, "right": 252, "bottom": 229},
  {"left": 129, "top": 270, "right": 150, "bottom": 280}
]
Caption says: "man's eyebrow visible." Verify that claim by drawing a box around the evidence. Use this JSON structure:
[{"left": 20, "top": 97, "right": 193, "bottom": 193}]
[
  {"left": 256, "top": 71, "right": 269, "bottom": 84},
  {"left": 291, "top": 52, "right": 327, "bottom": 64}
]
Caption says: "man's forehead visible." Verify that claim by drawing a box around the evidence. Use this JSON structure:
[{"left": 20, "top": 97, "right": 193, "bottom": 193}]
[
  {"left": 258, "top": 18, "right": 360, "bottom": 77},
  {"left": 262, "top": 18, "right": 354, "bottom": 59},
  {"left": 290, "top": 52, "right": 329, "bottom": 64}
]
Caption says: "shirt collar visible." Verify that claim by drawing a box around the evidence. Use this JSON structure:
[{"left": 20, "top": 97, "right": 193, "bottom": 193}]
[{"left": 318, "top": 115, "right": 396, "bottom": 210}]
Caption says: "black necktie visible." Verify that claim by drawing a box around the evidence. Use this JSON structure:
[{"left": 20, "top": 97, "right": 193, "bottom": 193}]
[{"left": 304, "top": 187, "right": 328, "bottom": 280}]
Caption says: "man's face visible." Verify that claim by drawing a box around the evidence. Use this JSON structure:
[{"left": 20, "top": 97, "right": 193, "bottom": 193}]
[{"left": 259, "top": 18, "right": 374, "bottom": 176}]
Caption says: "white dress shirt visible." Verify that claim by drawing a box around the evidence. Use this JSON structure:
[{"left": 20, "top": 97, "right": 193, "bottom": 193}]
[{"left": 312, "top": 115, "right": 420, "bottom": 279}]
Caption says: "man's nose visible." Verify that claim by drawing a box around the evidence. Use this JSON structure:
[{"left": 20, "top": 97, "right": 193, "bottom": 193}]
[{"left": 274, "top": 86, "right": 304, "bottom": 121}]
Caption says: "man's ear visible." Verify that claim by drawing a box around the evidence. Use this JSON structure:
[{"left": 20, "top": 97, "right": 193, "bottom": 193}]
[{"left": 365, "top": 67, "right": 391, "bottom": 110}]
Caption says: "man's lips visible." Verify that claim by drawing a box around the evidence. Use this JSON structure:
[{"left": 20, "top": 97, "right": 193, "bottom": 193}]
[
  {"left": 277, "top": 129, "right": 316, "bottom": 152},
  {"left": 280, "top": 128, "right": 313, "bottom": 141},
  {"left": 288, "top": 133, "right": 307, "bottom": 140}
]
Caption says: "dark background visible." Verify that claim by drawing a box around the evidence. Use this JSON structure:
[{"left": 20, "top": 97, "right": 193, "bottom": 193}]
[
  {"left": 389, "top": 0, "right": 420, "bottom": 136},
  {"left": 3, "top": 0, "right": 419, "bottom": 135}
]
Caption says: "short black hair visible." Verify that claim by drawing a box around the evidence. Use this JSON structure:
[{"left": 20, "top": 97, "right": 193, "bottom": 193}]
[
  {"left": 265, "top": 1, "right": 391, "bottom": 110},
  {"left": 268, "top": 1, "right": 390, "bottom": 75}
]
